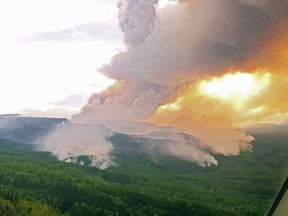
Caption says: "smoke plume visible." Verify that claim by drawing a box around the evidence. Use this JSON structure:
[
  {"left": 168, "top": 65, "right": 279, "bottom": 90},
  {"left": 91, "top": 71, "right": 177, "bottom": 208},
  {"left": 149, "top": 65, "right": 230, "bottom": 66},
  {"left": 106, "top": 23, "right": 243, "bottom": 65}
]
[
  {"left": 72, "top": 0, "right": 288, "bottom": 165},
  {"left": 38, "top": 123, "right": 114, "bottom": 169}
]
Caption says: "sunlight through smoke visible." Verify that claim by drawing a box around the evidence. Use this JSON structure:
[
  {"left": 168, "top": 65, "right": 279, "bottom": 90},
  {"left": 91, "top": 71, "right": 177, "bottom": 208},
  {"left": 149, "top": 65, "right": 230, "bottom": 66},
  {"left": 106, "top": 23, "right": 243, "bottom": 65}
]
[
  {"left": 158, "top": 0, "right": 177, "bottom": 9},
  {"left": 198, "top": 72, "right": 270, "bottom": 110}
]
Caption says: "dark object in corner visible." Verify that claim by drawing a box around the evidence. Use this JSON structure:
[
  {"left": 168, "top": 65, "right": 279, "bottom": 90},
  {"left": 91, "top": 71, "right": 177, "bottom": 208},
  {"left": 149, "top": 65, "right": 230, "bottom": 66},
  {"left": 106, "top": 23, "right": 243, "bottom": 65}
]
[{"left": 267, "top": 177, "right": 288, "bottom": 216}]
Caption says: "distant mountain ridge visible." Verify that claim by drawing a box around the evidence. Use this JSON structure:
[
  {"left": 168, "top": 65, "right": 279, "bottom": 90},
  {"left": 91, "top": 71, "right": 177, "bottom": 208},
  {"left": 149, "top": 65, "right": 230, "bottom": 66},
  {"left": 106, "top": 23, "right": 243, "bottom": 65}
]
[
  {"left": 246, "top": 123, "right": 288, "bottom": 133},
  {"left": 0, "top": 116, "right": 201, "bottom": 160},
  {"left": 0, "top": 114, "right": 21, "bottom": 117},
  {"left": 0, "top": 116, "right": 69, "bottom": 143},
  {"left": 1, "top": 116, "right": 286, "bottom": 154},
  {"left": 0, "top": 115, "right": 197, "bottom": 142}
]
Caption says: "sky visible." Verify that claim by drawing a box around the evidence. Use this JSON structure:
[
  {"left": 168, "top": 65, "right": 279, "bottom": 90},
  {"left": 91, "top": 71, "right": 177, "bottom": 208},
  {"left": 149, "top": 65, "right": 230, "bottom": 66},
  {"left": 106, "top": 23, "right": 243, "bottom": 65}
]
[{"left": 0, "top": 0, "right": 122, "bottom": 117}]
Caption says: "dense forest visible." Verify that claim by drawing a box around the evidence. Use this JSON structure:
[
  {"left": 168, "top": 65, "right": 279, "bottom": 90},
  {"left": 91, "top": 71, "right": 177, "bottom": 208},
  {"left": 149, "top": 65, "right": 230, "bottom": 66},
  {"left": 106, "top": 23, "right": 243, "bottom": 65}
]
[{"left": 0, "top": 132, "right": 287, "bottom": 215}]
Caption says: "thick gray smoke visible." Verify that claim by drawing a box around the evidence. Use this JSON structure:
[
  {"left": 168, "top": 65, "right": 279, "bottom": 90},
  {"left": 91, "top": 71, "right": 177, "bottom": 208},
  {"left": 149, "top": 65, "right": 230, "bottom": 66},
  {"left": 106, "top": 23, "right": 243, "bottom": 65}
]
[
  {"left": 102, "top": 0, "right": 287, "bottom": 85},
  {"left": 75, "top": 0, "right": 288, "bottom": 121},
  {"left": 72, "top": 0, "right": 288, "bottom": 166},
  {"left": 117, "top": 0, "right": 159, "bottom": 47},
  {"left": 77, "top": 81, "right": 182, "bottom": 121}
]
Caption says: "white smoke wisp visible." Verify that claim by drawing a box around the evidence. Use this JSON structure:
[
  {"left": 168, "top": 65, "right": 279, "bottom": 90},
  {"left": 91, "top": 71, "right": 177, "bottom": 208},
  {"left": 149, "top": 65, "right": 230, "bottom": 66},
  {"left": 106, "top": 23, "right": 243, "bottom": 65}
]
[
  {"left": 164, "top": 140, "right": 218, "bottom": 167},
  {"left": 37, "top": 124, "right": 114, "bottom": 169}
]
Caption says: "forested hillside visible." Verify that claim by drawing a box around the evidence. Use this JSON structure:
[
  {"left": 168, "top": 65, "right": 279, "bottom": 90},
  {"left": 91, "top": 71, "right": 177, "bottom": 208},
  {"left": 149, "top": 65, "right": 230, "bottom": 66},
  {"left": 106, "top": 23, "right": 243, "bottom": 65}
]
[{"left": 0, "top": 132, "right": 287, "bottom": 215}]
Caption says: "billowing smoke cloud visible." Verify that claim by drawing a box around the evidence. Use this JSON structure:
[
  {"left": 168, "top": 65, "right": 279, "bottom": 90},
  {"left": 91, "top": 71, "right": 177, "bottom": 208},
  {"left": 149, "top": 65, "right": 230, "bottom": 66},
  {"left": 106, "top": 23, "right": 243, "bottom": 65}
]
[
  {"left": 98, "top": 0, "right": 287, "bottom": 85},
  {"left": 117, "top": 0, "right": 158, "bottom": 47},
  {"left": 77, "top": 80, "right": 183, "bottom": 121},
  {"left": 73, "top": 0, "right": 288, "bottom": 165},
  {"left": 37, "top": 123, "right": 114, "bottom": 169}
]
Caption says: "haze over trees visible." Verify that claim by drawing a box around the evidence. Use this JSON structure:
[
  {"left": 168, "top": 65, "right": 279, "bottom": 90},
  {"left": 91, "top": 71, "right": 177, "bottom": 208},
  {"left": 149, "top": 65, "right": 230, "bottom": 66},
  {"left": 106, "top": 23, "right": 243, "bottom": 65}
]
[{"left": 0, "top": 130, "right": 287, "bottom": 215}]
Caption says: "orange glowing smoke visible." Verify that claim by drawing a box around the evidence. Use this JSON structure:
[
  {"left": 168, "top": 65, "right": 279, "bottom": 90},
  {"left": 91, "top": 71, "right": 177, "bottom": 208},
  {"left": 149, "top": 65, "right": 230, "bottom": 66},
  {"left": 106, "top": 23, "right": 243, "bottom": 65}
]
[
  {"left": 198, "top": 72, "right": 270, "bottom": 111},
  {"left": 151, "top": 71, "right": 271, "bottom": 127},
  {"left": 149, "top": 22, "right": 288, "bottom": 154}
]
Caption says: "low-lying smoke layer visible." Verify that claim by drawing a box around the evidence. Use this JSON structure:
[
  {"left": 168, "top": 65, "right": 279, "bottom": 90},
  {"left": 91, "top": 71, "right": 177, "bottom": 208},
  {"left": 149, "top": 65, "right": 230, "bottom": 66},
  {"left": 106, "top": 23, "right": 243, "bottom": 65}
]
[
  {"left": 36, "top": 120, "right": 218, "bottom": 168},
  {"left": 104, "top": 120, "right": 218, "bottom": 166},
  {"left": 0, "top": 117, "right": 220, "bottom": 169},
  {"left": 37, "top": 123, "right": 114, "bottom": 169},
  {"left": 72, "top": 0, "right": 288, "bottom": 165}
]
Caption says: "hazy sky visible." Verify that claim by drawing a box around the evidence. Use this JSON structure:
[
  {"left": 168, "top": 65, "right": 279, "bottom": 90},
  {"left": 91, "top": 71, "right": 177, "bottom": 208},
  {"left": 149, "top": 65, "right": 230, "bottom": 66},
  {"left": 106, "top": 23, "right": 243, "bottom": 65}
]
[{"left": 0, "top": 0, "right": 123, "bottom": 117}]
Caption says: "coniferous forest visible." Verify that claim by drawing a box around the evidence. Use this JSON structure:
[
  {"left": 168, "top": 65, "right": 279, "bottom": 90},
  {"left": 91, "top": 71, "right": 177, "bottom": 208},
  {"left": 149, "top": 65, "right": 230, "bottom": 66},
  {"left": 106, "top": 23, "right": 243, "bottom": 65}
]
[{"left": 0, "top": 132, "right": 287, "bottom": 215}]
